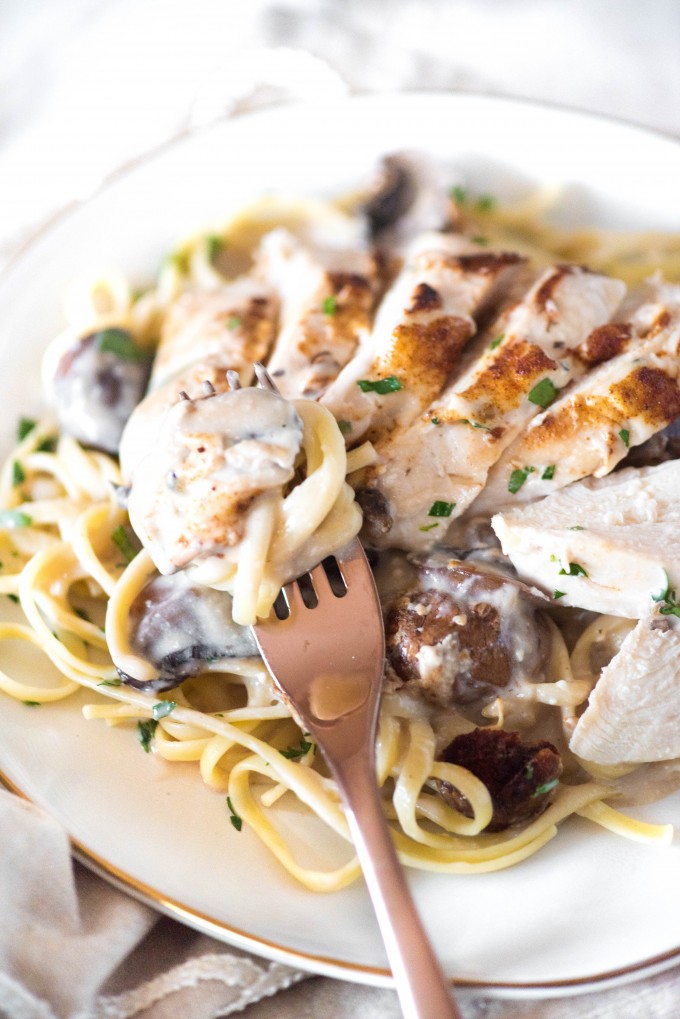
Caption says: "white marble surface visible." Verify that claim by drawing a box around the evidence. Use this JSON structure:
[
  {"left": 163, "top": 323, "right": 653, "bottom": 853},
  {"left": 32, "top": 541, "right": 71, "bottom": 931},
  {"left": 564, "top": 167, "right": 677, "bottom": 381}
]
[{"left": 2, "top": 2, "right": 680, "bottom": 1017}]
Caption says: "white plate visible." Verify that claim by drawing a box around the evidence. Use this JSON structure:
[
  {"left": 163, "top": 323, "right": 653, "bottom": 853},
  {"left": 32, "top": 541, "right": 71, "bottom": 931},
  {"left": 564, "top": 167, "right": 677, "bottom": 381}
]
[{"left": 2, "top": 93, "right": 680, "bottom": 996}]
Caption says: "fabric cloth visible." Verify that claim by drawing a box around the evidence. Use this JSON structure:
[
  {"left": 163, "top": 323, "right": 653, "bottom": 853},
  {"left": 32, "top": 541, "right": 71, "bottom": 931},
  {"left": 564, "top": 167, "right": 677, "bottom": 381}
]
[{"left": 2, "top": 2, "right": 680, "bottom": 1017}]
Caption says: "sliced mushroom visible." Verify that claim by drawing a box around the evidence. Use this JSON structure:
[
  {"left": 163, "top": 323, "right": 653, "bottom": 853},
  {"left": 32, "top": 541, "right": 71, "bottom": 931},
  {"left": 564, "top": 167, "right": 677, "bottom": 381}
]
[
  {"left": 437, "top": 727, "right": 562, "bottom": 831},
  {"left": 383, "top": 553, "right": 550, "bottom": 709},
  {"left": 119, "top": 571, "right": 258, "bottom": 692},
  {"left": 52, "top": 328, "right": 151, "bottom": 454}
]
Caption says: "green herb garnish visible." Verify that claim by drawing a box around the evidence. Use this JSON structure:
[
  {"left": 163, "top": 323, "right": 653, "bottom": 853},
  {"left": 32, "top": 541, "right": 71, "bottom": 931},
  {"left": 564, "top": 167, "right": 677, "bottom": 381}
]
[
  {"left": 12, "top": 461, "right": 25, "bottom": 486},
  {"left": 553, "top": 590, "right": 566, "bottom": 600},
  {"left": 489, "top": 334, "right": 504, "bottom": 351},
  {"left": 17, "top": 418, "right": 36, "bottom": 441},
  {"left": 227, "top": 796, "right": 242, "bottom": 831},
  {"left": 558, "top": 562, "right": 588, "bottom": 578},
  {"left": 652, "top": 570, "right": 680, "bottom": 617},
  {"left": 528, "top": 377, "right": 559, "bottom": 408},
  {"left": 96, "top": 328, "right": 147, "bottom": 362},
  {"left": 428, "top": 500, "right": 455, "bottom": 518},
  {"left": 6, "top": 594, "right": 19, "bottom": 604},
  {"left": 462, "top": 419, "right": 491, "bottom": 431},
  {"left": 476, "top": 194, "right": 496, "bottom": 212},
  {"left": 532, "top": 779, "right": 559, "bottom": 798},
  {"left": 508, "top": 466, "right": 535, "bottom": 494},
  {"left": 0, "top": 509, "right": 32, "bottom": 528},
  {"left": 36, "top": 437, "right": 57, "bottom": 453},
  {"left": 542, "top": 465, "right": 556, "bottom": 480},
  {"left": 569, "top": 525, "right": 585, "bottom": 531},
  {"left": 98, "top": 678, "right": 123, "bottom": 687},
  {"left": 138, "top": 719, "right": 158, "bottom": 752},
  {"left": 23, "top": 700, "right": 40, "bottom": 707},
  {"left": 227, "top": 315, "right": 242, "bottom": 330},
  {"left": 152, "top": 700, "right": 176, "bottom": 721},
  {"left": 450, "top": 185, "right": 467, "bottom": 204},
  {"left": 280, "top": 737, "right": 314, "bottom": 760},
  {"left": 111, "top": 525, "right": 139, "bottom": 565},
  {"left": 337, "top": 419, "right": 352, "bottom": 436},
  {"left": 419, "top": 522, "right": 439, "bottom": 533},
  {"left": 357, "top": 375, "right": 403, "bottom": 394},
  {"left": 322, "top": 295, "right": 337, "bottom": 316},
  {"left": 431, "top": 416, "right": 441, "bottom": 426},
  {"left": 206, "top": 234, "right": 224, "bottom": 261},
  {"left": 619, "top": 428, "right": 630, "bottom": 448}
]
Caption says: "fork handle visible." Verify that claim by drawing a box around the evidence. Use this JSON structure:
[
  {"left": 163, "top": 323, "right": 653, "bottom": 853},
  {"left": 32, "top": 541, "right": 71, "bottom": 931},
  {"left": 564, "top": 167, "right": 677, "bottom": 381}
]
[{"left": 331, "top": 749, "right": 462, "bottom": 1019}]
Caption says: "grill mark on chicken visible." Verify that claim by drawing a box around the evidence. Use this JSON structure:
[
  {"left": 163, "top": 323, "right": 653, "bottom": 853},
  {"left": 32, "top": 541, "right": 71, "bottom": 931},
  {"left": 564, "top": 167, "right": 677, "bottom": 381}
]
[
  {"left": 416, "top": 251, "right": 524, "bottom": 275},
  {"left": 449, "top": 339, "right": 558, "bottom": 422},
  {"left": 407, "top": 282, "right": 443, "bottom": 314},
  {"left": 611, "top": 366, "right": 680, "bottom": 424},
  {"left": 574, "top": 322, "right": 633, "bottom": 366},
  {"left": 533, "top": 264, "right": 576, "bottom": 312},
  {"left": 380, "top": 316, "right": 473, "bottom": 397}
]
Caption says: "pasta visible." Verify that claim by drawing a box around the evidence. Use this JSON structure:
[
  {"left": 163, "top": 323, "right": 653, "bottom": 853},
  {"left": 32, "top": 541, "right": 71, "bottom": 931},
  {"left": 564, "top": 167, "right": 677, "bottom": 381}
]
[{"left": 0, "top": 162, "right": 676, "bottom": 893}]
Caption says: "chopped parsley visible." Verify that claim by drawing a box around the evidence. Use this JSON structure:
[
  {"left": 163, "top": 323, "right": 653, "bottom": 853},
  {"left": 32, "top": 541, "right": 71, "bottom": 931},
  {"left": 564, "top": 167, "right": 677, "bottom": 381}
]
[
  {"left": 152, "top": 700, "right": 176, "bottom": 721},
  {"left": 558, "top": 562, "right": 588, "bottom": 578},
  {"left": 419, "top": 522, "right": 439, "bottom": 533},
  {"left": 226, "top": 796, "right": 242, "bottom": 831},
  {"left": 508, "top": 466, "right": 535, "bottom": 494},
  {"left": 476, "top": 194, "right": 496, "bottom": 212},
  {"left": 569, "top": 525, "right": 585, "bottom": 531},
  {"left": 227, "top": 315, "right": 242, "bottom": 330},
  {"left": 280, "top": 736, "right": 314, "bottom": 760},
  {"left": 111, "top": 525, "right": 139, "bottom": 565},
  {"left": 17, "top": 417, "right": 37, "bottom": 441},
  {"left": 489, "top": 334, "right": 504, "bottom": 351},
  {"left": 527, "top": 377, "right": 559, "bottom": 408},
  {"left": 450, "top": 184, "right": 467, "bottom": 204},
  {"left": 12, "top": 461, "right": 25, "bottom": 486},
  {"left": 73, "top": 607, "right": 90, "bottom": 622},
  {"left": 138, "top": 719, "right": 158, "bottom": 752},
  {"left": 431, "top": 416, "right": 441, "bottom": 426},
  {"left": 428, "top": 500, "right": 455, "bottom": 518},
  {"left": 36, "top": 437, "right": 57, "bottom": 453},
  {"left": 206, "top": 234, "right": 224, "bottom": 261},
  {"left": 322, "top": 295, "right": 337, "bottom": 316},
  {"left": 618, "top": 428, "right": 630, "bottom": 448},
  {"left": 357, "top": 375, "right": 403, "bottom": 394},
  {"left": 6, "top": 594, "right": 19, "bottom": 604},
  {"left": 541, "top": 464, "right": 556, "bottom": 480},
  {"left": 472, "top": 235, "right": 489, "bottom": 246},
  {"left": 652, "top": 569, "right": 680, "bottom": 617},
  {"left": 553, "top": 590, "right": 566, "bottom": 600},
  {"left": 461, "top": 418, "right": 491, "bottom": 430},
  {"left": 0, "top": 509, "right": 32, "bottom": 528},
  {"left": 337, "top": 419, "right": 352, "bottom": 436},
  {"left": 96, "top": 328, "right": 147, "bottom": 362},
  {"left": 23, "top": 700, "right": 41, "bottom": 707},
  {"left": 532, "top": 778, "right": 559, "bottom": 798},
  {"left": 98, "top": 678, "right": 123, "bottom": 687}
]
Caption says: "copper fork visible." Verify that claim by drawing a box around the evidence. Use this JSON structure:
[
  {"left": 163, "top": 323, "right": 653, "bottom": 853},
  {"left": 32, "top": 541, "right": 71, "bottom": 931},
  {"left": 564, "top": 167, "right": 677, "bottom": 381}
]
[{"left": 252, "top": 535, "right": 461, "bottom": 1019}]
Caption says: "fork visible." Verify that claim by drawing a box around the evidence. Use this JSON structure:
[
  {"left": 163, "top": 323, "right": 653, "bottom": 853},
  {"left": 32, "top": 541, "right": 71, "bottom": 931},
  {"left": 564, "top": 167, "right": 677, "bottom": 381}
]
[{"left": 252, "top": 536, "right": 462, "bottom": 1019}]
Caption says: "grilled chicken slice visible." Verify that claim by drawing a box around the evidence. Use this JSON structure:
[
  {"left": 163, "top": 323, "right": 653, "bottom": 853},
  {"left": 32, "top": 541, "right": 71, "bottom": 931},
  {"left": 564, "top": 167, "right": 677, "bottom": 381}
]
[
  {"left": 359, "top": 265, "right": 626, "bottom": 550},
  {"left": 257, "top": 228, "right": 382, "bottom": 399},
  {"left": 472, "top": 281, "right": 680, "bottom": 514},
  {"left": 127, "top": 385, "right": 303, "bottom": 575},
  {"left": 150, "top": 276, "right": 278, "bottom": 390},
  {"left": 570, "top": 609, "right": 680, "bottom": 764},
  {"left": 321, "top": 235, "right": 526, "bottom": 444},
  {"left": 492, "top": 459, "right": 680, "bottom": 617}
]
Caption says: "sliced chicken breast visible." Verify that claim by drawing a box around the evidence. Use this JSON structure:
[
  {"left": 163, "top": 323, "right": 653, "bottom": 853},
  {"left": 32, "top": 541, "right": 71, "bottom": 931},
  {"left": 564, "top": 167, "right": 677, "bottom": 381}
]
[
  {"left": 492, "top": 459, "right": 680, "bottom": 617},
  {"left": 150, "top": 276, "right": 278, "bottom": 390},
  {"left": 472, "top": 281, "right": 680, "bottom": 514},
  {"left": 321, "top": 234, "right": 525, "bottom": 444},
  {"left": 257, "top": 228, "right": 382, "bottom": 399},
  {"left": 360, "top": 265, "right": 626, "bottom": 550},
  {"left": 570, "top": 609, "right": 680, "bottom": 764}
]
